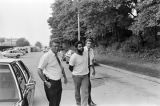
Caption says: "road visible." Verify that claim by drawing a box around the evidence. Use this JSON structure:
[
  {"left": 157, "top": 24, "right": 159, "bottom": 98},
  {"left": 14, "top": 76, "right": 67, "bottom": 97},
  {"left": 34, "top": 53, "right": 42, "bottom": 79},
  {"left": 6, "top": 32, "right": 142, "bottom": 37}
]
[{"left": 22, "top": 52, "right": 160, "bottom": 106}]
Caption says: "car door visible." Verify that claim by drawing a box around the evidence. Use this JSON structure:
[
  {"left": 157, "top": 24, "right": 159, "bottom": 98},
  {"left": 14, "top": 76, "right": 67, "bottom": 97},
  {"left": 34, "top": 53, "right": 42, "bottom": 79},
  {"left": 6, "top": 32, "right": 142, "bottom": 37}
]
[
  {"left": 17, "top": 60, "right": 35, "bottom": 106},
  {"left": 0, "top": 63, "right": 21, "bottom": 106},
  {"left": 11, "top": 62, "right": 35, "bottom": 106}
]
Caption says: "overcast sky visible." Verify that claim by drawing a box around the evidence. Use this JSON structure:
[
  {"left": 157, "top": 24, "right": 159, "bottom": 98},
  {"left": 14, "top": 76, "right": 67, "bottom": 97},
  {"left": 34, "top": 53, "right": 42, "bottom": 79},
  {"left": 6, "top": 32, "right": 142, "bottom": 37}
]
[{"left": 0, "top": 0, "right": 54, "bottom": 46}]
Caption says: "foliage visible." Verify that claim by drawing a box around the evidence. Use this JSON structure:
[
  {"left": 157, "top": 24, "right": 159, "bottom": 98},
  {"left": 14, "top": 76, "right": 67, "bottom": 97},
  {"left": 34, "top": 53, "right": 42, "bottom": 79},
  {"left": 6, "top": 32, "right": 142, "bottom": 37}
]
[
  {"left": 130, "top": 0, "right": 160, "bottom": 34},
  {"left": 48, "top": 0, "right": 160, "bottom": 60},
  {"left": 48, "top": 0, "right": 135, "bottom": 43},
  {"left": 16, "top": 38, "right": 30, "bottom": 47},
  {"left": 0, "top": 38, "right": 5, "bottom": 44},
  {"left": 35, "top": 41, "right": 42, "bottom": 49}
]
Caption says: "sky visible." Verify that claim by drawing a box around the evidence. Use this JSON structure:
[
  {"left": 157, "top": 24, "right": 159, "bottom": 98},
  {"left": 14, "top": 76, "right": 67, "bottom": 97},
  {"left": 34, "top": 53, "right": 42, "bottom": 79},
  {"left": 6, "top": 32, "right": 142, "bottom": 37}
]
[{"left": 0, "top": 0, "right": 55, "bottom": 46}]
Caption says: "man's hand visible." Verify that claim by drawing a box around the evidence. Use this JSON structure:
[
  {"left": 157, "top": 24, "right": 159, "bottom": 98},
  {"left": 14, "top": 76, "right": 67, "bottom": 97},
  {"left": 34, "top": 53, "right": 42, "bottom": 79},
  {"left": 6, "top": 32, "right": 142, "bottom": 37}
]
[
  {"left": 62, "top": 68, "right": 68, "bottom": 84},
  {"left": 64, "top": 77, "right": 68, "bottom": 84},
  {"left": 92, "top": 70, "right": 96, "bottom": 76},
  {"left": 91, "top": 65, "right": 96, "bottom": 76},
  {"left": 44, "top": 81, "right": 51, "bottom": 88}
]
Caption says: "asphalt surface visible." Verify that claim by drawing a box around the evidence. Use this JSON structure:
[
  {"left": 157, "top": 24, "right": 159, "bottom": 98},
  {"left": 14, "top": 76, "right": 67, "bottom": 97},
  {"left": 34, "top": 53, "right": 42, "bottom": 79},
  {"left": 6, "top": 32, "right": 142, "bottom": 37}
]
[{"left": 21, "top": 52, "right": 160, "bottom": 106}]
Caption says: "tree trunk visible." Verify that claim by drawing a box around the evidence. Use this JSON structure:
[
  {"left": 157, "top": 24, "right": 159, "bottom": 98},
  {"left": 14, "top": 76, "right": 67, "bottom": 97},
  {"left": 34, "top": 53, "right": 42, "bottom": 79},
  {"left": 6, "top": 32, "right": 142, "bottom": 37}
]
[{"left": 154, "top": 26, "right": 158, "bottom": 48}]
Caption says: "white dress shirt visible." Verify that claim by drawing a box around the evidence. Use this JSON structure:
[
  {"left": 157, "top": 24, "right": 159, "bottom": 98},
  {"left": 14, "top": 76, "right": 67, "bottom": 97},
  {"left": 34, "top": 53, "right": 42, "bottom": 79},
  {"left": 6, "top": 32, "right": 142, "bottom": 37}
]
[
  {"left": 38, "top": 50, "right": 62, "bottom": 80},
  {"left": 84, "top": 46, "right": 94, "bottom": 65}
]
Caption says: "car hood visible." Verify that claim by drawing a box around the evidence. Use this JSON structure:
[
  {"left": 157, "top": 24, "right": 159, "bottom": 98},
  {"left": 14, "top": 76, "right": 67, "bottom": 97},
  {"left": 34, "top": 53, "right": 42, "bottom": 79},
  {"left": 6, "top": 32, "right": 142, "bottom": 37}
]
[{"left": 0, "top": 102, "right": 16, "bottom": 106}]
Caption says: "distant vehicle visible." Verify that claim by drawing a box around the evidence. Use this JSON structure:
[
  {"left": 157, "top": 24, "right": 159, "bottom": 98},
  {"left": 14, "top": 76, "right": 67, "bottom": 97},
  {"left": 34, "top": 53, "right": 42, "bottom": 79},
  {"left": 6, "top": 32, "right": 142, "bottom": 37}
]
[
  {"left": 1, "top": 50, "right": 22, "bottom": 58},
  {"left": 13, "top": 49, "right": 26, "bottom": 56},
  {"left": 0, "top": 52, "right": 6, "bottom": 59},
  {"left": 43, "top": 49, "right": 48, "bottom": 53},
  {"left": 0, "top": 59, "right": 36, "bottom": 106},
  {"left": 64, "top": 50, "right": 74, "bottom": 64},
  {"left": 43, "top": 47, "right": 49, "bottom": 53}
]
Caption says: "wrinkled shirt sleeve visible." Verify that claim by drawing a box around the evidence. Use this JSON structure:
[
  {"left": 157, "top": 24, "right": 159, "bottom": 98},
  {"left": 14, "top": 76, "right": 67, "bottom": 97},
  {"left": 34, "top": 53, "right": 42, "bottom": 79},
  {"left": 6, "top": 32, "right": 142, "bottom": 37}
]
[
  {"left": 69, "top": 54, "right": 75, "bottom": 66},
  {"left": 38, "top": 54, "right": 48, "bottom": 70}
]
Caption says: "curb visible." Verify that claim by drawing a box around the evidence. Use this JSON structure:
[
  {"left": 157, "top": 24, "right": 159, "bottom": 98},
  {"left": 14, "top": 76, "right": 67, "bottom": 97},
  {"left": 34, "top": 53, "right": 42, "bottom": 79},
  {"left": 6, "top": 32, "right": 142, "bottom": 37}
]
[{"left": 99, "top": 64, "right": 160, "bottom": 84}]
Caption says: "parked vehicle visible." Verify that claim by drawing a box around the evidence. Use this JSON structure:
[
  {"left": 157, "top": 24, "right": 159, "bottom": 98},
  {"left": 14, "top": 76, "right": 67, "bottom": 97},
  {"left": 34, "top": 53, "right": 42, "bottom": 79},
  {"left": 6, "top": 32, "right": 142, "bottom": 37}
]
[
  {"left": 13, "top": 49, "right": 26, "bottom": 56},
  {"left": 64, "top": 50, "right": 74, "bottom": 64},
  {"left": 1, "top": 50, "right": 23, "bottom": 58},
  {"left": 0, "top": 59, "right": 36, "bottom": 106},
  {"left": 0, "top": 52, "right": 6, "bottom": 59}
]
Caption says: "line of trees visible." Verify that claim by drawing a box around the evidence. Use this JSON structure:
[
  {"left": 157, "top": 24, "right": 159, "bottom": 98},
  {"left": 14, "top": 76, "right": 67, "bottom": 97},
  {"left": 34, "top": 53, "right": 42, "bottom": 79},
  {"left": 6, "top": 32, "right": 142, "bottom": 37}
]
[
  {"left": 48, "top": 0, "right": 160, "bottom": 52},
  {"left": 16, "top": 38, "right": 30, "bottom": 47}
]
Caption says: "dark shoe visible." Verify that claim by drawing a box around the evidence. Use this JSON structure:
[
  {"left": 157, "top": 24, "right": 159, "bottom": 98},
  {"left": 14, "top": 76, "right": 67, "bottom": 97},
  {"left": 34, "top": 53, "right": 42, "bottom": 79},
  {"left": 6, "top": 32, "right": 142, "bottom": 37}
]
[
  {"left": 76, "top": 103, "right": 81, "bottom": 106},
  {"left": 88, "top": 101, "right": 96, "bottom": 106}
]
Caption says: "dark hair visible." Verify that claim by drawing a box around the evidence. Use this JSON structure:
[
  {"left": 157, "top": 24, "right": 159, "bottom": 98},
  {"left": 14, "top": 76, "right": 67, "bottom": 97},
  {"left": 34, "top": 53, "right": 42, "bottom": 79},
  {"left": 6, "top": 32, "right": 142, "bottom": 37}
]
[
  {"left": 74, "top": 41, "right": 83, "bottom": 48},
  {"left": 49, "top": 38, "right": 60, "bottom": 47}
]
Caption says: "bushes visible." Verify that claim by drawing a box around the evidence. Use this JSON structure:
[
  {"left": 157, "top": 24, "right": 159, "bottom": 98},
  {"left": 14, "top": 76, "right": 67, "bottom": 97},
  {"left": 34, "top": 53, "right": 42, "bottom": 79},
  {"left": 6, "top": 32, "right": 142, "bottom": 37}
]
[
  {"left": 120, "top": 36, "right": 138, "bottom": 53},
  {"left": 95, "top": 35, "right": 160, "bottom": 63}
]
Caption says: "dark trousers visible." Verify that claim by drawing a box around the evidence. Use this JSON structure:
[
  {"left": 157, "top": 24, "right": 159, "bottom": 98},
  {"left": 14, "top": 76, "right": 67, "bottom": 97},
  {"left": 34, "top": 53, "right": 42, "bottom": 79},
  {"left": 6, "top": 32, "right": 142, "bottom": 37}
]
[
  {"left": 44, "top": 79, "right": 62, "bottom": 106},
  {"left": 88, "top": 71, "right": 92, "bottom": 104}
]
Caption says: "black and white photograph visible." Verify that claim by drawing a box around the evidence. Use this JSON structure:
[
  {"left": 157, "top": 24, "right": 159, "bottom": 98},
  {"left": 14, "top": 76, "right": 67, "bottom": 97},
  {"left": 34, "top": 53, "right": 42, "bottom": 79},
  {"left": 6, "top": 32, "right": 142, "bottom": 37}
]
[{"left": 0, "top": 0, "right": 160, "bottom": 106}]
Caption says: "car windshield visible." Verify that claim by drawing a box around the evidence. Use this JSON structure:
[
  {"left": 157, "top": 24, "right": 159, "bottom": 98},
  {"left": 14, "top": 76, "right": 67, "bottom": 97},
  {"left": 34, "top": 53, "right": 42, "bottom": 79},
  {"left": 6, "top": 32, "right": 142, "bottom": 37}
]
[{"left": 0, "top": 64, "right": 19, "bottom": 102}]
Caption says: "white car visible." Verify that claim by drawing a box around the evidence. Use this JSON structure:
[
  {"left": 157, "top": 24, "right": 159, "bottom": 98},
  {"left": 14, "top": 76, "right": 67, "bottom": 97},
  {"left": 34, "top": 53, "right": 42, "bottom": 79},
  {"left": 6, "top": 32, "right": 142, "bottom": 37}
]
[
  {"left": 64, "top": 50, "right": 74, "bottom": 64},
  {"left": 1, "top": 50, "right": 22, "bottom": 58}
]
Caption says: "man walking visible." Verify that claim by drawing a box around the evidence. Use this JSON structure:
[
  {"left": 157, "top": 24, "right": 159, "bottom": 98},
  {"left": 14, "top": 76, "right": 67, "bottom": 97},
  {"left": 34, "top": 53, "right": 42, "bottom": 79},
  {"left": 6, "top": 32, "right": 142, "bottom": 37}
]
[
  {"left": 69, "top": 41, "right": 89, "bottom": 106},
  {"left": 37, "top": 39, "right": 67, "bottom": 106},
  {"left": 84, "top": 38, "right": 96, "bottom": 106}
]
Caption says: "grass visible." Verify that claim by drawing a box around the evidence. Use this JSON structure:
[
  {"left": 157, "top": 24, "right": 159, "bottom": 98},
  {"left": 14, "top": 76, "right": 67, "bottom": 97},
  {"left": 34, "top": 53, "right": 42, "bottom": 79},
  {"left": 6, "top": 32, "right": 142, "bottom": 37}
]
[{"left": 95, "top": 53, "right": 160, "bottom": 78}]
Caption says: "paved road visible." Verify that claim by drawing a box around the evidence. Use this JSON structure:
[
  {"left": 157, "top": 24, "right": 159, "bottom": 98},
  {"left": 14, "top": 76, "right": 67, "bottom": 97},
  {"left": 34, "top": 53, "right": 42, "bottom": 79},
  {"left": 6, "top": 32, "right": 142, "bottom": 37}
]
[{"left": 22, "top": 52, "right": 160, "bottom": 106}]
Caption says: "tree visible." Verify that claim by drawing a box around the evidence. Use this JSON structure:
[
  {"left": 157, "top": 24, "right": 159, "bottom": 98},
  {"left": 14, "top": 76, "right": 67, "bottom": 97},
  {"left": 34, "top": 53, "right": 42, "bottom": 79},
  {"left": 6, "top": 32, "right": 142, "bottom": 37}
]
[
  {"left": 16, "top": 38, "right": 30, "bottom": 47},
  {"left": 130, "top": 0, "right": 160, "bottom": 48},
  {"left": 0, "top": 38, "right": 5, "bottom": 45},
  {"left": 48, "top": 0, "right": 135, "bottom": 41},
  {"left": 35, "top": 41, "right": 42, "bottom": 49}
]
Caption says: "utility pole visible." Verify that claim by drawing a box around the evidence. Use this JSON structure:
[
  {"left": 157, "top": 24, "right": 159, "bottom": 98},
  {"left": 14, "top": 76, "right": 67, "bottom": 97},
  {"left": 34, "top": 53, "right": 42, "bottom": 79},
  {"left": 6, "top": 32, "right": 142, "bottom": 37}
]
[
  {"left": 78, "top": 7, "right": 80, "bottom": 41},
  {"left": 72, "top": 0, "right": 81, "bottom": 41}
]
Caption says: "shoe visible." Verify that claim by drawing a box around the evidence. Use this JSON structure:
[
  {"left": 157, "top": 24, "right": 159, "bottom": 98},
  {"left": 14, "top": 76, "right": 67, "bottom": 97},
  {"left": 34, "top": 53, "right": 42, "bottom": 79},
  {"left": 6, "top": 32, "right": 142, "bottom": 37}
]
[
  {"left": 88, "top": 101, "right": 96, "bottom": 106},
  {"left": 76, "top": 103, "right": 81, "bottom": 106}
]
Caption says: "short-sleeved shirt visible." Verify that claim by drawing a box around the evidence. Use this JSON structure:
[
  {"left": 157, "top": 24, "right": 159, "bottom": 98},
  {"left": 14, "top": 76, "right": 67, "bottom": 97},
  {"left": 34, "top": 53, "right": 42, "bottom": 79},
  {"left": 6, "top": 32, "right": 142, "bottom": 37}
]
[
  {"left": 38, "top": 50, "right": 62, "bottom": 80},
  {"left": 84, "top": 46, "right": 94, "bottom": 65},
  {"left": 69, "top": 53, "right": 89, "bottom": 75}
]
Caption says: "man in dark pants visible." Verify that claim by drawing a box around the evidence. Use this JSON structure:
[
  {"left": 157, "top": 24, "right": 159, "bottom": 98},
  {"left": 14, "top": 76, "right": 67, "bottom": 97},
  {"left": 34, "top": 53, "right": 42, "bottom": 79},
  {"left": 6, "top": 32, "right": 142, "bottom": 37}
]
[
  {"left": 37, "top": 39, "right": 67, "bottom": 106},
  {"left": 84, "top": 38, "right": 96, "bottom": 106}
]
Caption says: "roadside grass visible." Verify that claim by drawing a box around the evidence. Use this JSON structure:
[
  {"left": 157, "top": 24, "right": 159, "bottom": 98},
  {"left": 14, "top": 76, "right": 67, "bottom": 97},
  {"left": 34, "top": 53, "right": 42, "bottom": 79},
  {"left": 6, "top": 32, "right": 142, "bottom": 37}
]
[{"left": 95, "top": 53, "right": 160, "bottom": 78}]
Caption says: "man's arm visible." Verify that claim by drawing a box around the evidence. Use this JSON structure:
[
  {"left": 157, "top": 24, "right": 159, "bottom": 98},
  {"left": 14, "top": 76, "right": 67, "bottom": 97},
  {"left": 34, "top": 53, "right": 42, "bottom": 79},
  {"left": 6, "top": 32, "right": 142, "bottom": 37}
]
[
  {"left": 37, "top": 68, "right": 47, "bottom": 82},
  {"left": 69, "top": 53, "right": 75, "bottom": 72},
  {"left": 37, "top": 54, "right": 51, "bottom": 87},
  {"left": 90, "top": 49, "right": 96, "bottom": 75},
  {"left": 91, "top": 64, "right": 96, "bottom": 76},
  {"left": 61, "top": 67, "right": 67, "bottom": 84}
]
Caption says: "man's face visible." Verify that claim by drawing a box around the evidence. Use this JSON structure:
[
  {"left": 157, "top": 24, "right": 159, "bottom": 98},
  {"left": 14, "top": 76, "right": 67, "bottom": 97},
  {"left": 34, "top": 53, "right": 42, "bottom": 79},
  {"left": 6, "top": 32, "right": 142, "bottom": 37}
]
[
  {"left": 77, "top": 43, "right": 83, "bottom": 52},
  {"left": 51, "top": 42, "right": 60, "bottom": 53},
  {"left": 86, "top": 41, "right": 92, "bottom": 48}
]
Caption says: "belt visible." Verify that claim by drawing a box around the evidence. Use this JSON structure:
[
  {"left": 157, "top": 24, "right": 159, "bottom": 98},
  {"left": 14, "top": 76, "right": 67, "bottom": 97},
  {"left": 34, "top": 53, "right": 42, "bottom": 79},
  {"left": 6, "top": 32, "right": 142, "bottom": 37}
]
[{"left": 44, "top": 74, "right": 60, "bottom": 82}]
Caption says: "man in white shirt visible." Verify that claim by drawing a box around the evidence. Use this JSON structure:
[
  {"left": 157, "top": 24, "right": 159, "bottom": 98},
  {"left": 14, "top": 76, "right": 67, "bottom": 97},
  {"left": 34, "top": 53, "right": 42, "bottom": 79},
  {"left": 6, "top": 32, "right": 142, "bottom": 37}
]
[
  {"left": 69, "top": 41, "right": 89, "bottom": 106},
  {"left": 37, "top": 39, "right": 67, "bottom": 106},
  {"left": 84, "top": 38, "right": 96, "bottom": 106}
]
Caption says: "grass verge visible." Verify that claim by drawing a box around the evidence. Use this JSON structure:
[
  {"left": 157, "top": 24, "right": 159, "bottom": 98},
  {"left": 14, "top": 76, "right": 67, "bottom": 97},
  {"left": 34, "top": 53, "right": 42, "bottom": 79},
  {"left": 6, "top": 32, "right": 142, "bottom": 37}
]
[{"left": 95, "top": 54, "right": 160, "bottom": 78}]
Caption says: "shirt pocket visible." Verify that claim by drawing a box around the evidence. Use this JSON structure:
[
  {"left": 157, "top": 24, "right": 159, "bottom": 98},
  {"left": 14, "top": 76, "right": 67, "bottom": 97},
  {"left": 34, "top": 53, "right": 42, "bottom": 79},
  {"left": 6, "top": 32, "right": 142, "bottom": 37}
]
[{"left": 47, "top": 57, "right": 57, "bottom": 67}]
